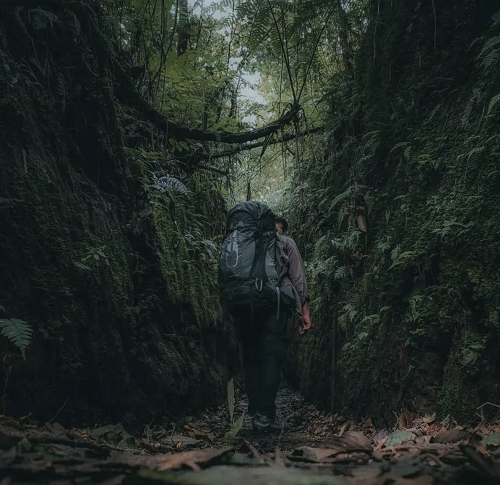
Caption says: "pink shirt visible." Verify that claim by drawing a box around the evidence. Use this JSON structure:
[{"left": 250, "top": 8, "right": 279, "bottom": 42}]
[{"left": 278, "top": 234, "right": 309, "bottom": 308}]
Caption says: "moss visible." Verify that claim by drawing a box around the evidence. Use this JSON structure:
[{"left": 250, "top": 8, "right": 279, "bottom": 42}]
[
  {"left": 288, "top": 0, "right": 500, "bottom": 423},
  {"left": 0, "top": 16, "right": 235, "bottom": 425}
]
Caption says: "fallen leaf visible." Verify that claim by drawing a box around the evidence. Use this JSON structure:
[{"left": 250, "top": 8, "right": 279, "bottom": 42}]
[
  {"left": 385, "top": 430, "right": 415, "bottom": 446},
  {"left": 323, "top": 431, "right": 371, "bottom": 451},
  {"left": 90, "top": 423, "right": 125, "bottom": 438},
  {"left": 427, "top": 423, "right": 445, "bottom": 437},
  {"left": 167, "top": 435, "right": 200, "bottom": 446},
  {"left": 184, "top": 424, "right": 211, "bottom": 436},
  {"left": 289, "top": 446, "right": 340, "bottom": 463},
  {"left": 430, "top": 429, "right": 470, "bottom": 444},
  {"left": 415, "top": 435, "right": 431, "bottom": 446},
  {"left": 484, "top": 432, "right": 500, "bottom": 447},
  {"left": 289, "top": 431, "right": 371, "bottom": 462},
  {"left": 152, "top": 447, "right": 234, "bottom": 471}
]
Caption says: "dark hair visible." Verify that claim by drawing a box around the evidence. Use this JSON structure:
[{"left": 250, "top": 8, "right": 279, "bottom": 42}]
[{"left": 275, "top": 217, "right": 289, "bottom": 233}]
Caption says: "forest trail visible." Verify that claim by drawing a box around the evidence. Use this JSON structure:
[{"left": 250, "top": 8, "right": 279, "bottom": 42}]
[{"left": 1, "top": 387, "right": 499, "bottom": 485}]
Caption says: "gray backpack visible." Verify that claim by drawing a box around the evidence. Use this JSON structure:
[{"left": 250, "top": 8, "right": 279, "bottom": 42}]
[{"left": 218, "top": 201, "right": 295, "bottom": 317}]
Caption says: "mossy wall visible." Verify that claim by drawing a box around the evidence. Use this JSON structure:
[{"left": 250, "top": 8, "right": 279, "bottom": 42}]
[
  {"left": 0, "top": 4, "right": 235, "bottom": 425},
  {"left": 290, "top": 0, "right": 500, "bottom": 423}
]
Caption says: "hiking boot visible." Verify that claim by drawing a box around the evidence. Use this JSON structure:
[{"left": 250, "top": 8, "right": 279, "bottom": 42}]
[
  {"left": 252, "top": 412, "right": 272, "bottom": 431},
  {"left": 252, "top": 413, "right": 284, "bottom": 433}
]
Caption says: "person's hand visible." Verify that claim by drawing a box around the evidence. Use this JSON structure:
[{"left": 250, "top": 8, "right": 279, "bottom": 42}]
[{"left": 300, "top": 301, "right": 311, "bottom": 334}]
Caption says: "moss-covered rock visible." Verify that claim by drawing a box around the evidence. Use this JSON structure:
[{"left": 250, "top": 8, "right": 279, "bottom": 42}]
[
  {"left": 0, "top": 5, "right": 235, "bottom": 425},
  {"left": 289, "top": 0, "right": 500, "bottom": 423}
]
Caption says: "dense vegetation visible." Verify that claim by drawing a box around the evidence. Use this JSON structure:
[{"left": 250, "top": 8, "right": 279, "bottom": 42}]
[
  {"left": 1, "top": 0, "right": 499, "bottom": 426},
  {"left": 286, "top": 0, "right": 500, "bottom": 424}
]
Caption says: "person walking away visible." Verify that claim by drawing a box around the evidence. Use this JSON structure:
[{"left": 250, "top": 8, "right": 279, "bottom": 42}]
[{"left": 219, "top": 202, "right": 311, "bottom": 431}]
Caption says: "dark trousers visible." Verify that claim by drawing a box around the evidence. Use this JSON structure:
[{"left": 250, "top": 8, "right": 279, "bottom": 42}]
[{"left": 234, "top": 309, "right": 289, "bottom": 418}]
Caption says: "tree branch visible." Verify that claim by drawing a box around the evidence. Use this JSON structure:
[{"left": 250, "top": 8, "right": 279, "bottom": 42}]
[
  {"left": 72, "top": 1, "right": 302, "bottom": 146},
  {"left": 115, "top": 63, "right": 301, "bottom": 143},
  {"left": 202, "top": 125, "right": 325, "bottom": 160}
]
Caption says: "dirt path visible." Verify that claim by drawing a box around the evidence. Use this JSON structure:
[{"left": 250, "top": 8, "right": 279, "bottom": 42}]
[{"left": 1, "top": 388, "right": 499, "bottom": 484}]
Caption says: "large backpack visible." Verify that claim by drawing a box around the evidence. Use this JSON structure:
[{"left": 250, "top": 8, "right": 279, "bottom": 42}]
[{"left": 218, "top": 201, "right": 295, "bottom": 317}]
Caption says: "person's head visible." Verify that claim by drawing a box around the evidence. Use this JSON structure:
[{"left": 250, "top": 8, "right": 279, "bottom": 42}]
[{"left": 275, "top": 217, "right": 288, "bottom": 235}]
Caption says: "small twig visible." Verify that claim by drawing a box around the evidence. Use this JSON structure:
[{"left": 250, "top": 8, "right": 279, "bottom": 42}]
[
  {"left": 430, "top": 0, "right": 437, "bottom": 51},
  {"left": 420, "top": 452, "right": 446, "bottom": 468},
  {"left": 49, "top": 398, "right": 68, "bottom": 424},
  {"left": 244, "top": 440, "right": 262, "bottom": 459},
  {"left": 267, "top": 0, "right": 297, "bottom": 103},
  {"left": 297, "top": 7, "right": 336, "bottom": 102},
  {"left": 477, "top": 402, "right": 500, "bottom": 410},
  {"left": 393, "top": 411, "right": 399, "bottom": 431},
  {"left": 336, "top": 422, "right": 348, "bottom": 437}
]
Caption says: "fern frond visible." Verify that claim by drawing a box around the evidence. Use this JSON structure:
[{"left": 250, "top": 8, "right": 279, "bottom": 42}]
[
  {"left": 481, "top": 49, "right": 499, "bottom": 70},
  {"left": 31, "top": 8, "right": 61, "bottom": 29},
  {"left": 479, "top": 36, "right": 500, "bottom": 58},
  {"left": 0, "top": 318, "right": 33, "bottom": 359},
  {"left": 488, "top": 93, "right": 500, "bottom": 114},
  {"left": 389, "top": 142, "right": 410, "bottom": 154},
  {"left": 150, "top": 176, "right": 191, "bottom": 195}
]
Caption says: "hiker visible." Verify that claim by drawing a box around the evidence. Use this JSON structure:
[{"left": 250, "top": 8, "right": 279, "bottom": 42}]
[{"left": 219, "top": 202, "right": 311, "bottom": 431}]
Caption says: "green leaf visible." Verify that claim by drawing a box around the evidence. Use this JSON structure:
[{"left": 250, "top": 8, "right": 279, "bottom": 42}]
[
  {"left": 74, "top": 262, "right": 92, "bottom": 271},
  {"left": 0, "top": 318, "right": 32, "bottom": 359},
  {"left": 224, "top": 412, "right": 245, "bottom": 442},
  {"left": 385, "top": 430, "right": 415, "bottom": 446},
  {"left": 484, "top": 432, "right": 500, "bottom": 447}
]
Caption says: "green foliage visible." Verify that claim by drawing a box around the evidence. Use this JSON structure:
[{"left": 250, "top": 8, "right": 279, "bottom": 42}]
[
  {"left": 283, "top": 0, "right": 500, "bottom": 422},
  {"left": 224, "top": 412, "right": 245, "bottom": 442},
  {"left": 74, "top": 246, "right": 109, "bottom": 271},
  {"left": 0, "top": 318, "right": 32, "bottom": 359}
]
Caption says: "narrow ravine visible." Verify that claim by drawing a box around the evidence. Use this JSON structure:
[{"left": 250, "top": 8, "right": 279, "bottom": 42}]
[{"left": 2, "top": 1, "right": 500, "bottom": 484}]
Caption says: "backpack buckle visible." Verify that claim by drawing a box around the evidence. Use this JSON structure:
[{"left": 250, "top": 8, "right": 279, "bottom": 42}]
[{"left": 255, "top": 279, "right": 263, "bottom": 291}]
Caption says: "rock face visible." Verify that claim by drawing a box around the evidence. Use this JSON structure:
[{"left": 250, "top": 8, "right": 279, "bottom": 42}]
[
  {"left": 289, "top": 0, "right": 500, "bottom": 422},
  {"left": 0, "top": 4, "right": 236, "bottom": 425}
]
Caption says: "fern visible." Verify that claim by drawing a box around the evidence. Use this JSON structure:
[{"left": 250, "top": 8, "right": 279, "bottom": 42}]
[
  {"left": 389, "top": 141, "right": 410, "bottom": 154},
  {"left": 481, "top": 49, "right": 499, "bottom": 70},
  {"left": 31, "top": 8, "right": 61, "bottom": 29},
  {"left": 0, "top": 318, "right": 32, "bottom": 359},
  {"left": 478, "top": 36, "right": 500, "bottom": 58},
  {"left": 150, "top": 175, "right": 191, "bottom": 195},
  {"left": 334, "top": 266, "right": 349, "bottom": 281},
  {"left": 488, "top": 93, "right": 500, "bottom": 114}
]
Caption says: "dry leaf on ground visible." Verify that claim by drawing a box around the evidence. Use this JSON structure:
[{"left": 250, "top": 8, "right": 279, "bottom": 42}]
[
  {"left": 136, "top": 446, "right": 234, "bottom": 471},
  {"left": 385, "top": 430, "right": 416, "bottom": 446},
  {"left": 289, "top": 431, "right": 372, "bottom": 462},
  {"left": 430, "top": 429, "right": 470, "bottom": 444}
]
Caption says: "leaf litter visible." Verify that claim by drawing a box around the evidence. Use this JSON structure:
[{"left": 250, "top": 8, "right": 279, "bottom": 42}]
[{"left": 1, "top": 387, "right": 500, "bottom": 484}]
